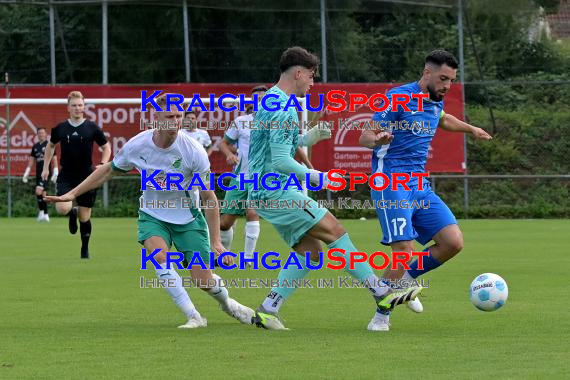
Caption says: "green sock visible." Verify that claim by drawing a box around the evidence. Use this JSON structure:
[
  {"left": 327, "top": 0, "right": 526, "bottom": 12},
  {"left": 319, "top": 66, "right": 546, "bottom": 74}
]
[{"left": 329, "top": 233, "right": 374, "bottom": 282}]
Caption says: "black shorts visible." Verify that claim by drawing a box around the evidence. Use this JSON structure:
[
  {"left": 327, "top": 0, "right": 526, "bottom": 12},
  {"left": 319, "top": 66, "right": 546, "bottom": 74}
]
[
  {"left": 35, "top": 175, "right": 49, "bottom": 190},
  {"left": 57, "top": 175, "right": 97, "bottom": 208}
]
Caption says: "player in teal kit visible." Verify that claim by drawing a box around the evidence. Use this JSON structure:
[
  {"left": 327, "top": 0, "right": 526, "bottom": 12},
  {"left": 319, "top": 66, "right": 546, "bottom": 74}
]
[
  {"left": 360, "top": 49, "right": 492, "bottom": 330},
  {"left": 248, "top": 46, "right": 423, "bottom": 331}
]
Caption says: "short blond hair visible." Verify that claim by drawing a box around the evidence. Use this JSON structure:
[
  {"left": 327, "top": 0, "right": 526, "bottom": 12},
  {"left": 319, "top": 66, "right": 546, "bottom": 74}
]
[
  {"left": 67, "top": 91, "right": 84, "bottom": 103},
  {"left": 155, "top": 93, "right": 183, "bottom": 111}
]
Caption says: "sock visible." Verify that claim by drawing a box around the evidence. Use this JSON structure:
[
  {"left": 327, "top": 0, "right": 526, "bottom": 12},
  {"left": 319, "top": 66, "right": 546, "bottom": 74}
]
[
  {"left": 262, "top": 254, "right": 312, "bottom": 313},
  {"left": 406, "top": 248, "right": 441, "bottom": 278},
  {"left": 329, "top": 233, "right": 375, "bottom": 282},
  {"left": 206, "top": 274, "right": 229, "bottom": 306},
  {"left": 155, "top": 263, "right": 198, "bottom": 319},
  {"left": 244, "top": 221, "right": 260, "bottom": 259},
  {"left": 36, "top": 195, "right": 47, "bottom": 213},
  {"left": 220, "top": 227, "right": 234, "bottom": 251},
  {"left": 79, "top": 220, "right": 92, "bottom": 251}
]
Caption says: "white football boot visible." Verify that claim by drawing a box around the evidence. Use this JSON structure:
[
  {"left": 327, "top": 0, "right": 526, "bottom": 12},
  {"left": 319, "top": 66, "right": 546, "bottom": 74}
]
[
  {"left": 407, "top": 297, "right": 424, "bottom": 313},
  {"left": 221, "top": 298, "right": 255, "bottom": 325},
  {"left": 178, "top": 314, "right": 208, "bottom": 329},
  {"left": 367, "top": 313, "right": 391, "bottom": 332}
]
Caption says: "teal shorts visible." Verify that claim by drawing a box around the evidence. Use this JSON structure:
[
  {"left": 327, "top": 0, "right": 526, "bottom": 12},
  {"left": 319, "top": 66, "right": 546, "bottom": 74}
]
[
  {"left": 221, "top": 178, "right": 249, "bottom": 216},
  {"left": 137, "top": 210, "right": 211, "bottom": 264},
  {"left": 250, "top": 189, "right": 327, "bottom": 248}
]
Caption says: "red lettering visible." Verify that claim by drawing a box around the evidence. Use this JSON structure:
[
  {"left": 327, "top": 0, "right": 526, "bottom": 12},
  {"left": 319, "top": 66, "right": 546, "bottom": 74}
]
[
  {"left": 391, "top": 251, "right": 412, "bottom": 270},
  {"left": 368, "top": 93, "right": 389, "bottom": 112},
  {"left": 326, "top": 169, "right": 346, "bottom": 191},
  {"left": 411, "top": 172, "right": 429, "bottom": 190},
  {"left": 348, "top": 93, "right": 368, "bottom": 112},
  {"left": 411, "top": 94, "right": 429, "bottom": 111},
  {"left": 326, "top": 90, "right": 347, "bottom": 112},
  {"left": 391, "top": 94, "right": 411, "bottom": 112},
  {"left": 391, "top": 173, "right": 411, "bottom": 191},
  {"left": 412, "top": 251, "right": 429, "bottom": 270},
  {"left": 326, "top": 248, "right": 346, "bottom": 270},
  {"left": 368, "top": 173, "right": 389, "bottom": 191},
  {"left": 348, "top": 172, "right": 367, "bottom": 191},
  {"left": 349, "top": 251, "right": 367, "bottom": 270},
  {"left": 368, "top": 251, "right": 390, "bottom": 270}
]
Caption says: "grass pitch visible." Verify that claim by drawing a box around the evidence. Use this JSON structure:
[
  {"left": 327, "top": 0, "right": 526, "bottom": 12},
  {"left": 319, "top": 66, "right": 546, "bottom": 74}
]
[{"left": 1, "top": 218, "right": 568, "bottom": 379}]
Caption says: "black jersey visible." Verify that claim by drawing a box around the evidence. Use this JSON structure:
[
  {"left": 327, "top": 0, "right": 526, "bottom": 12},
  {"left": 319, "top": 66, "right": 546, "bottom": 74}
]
[
  {"left": 50, "top": 119, "right": 107, "bottom": 178},
  {"left": 30, "top": 140, "right": 48, "bottom": 174}
]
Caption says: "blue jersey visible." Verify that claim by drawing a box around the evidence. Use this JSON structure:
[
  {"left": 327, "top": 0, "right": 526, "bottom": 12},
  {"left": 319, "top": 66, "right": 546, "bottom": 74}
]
[{"left": 371, "top": 82, "right": 444, "bottom": 186}]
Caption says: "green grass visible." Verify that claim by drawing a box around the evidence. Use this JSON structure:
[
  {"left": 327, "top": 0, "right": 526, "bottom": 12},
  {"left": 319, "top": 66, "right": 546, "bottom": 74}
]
[{"left": 1, "top": 218, "right": 569, "bottom": 379}]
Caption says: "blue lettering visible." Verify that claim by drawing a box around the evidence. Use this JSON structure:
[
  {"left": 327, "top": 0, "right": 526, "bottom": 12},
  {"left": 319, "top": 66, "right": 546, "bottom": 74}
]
[
  {"left": 283, "top": 252, "right": 303, "bottom": 269},
  {"left": 283, "top": 174, "right": 303, "bottom": 191},
  {"left": 186, "top": 173, "right": 207, "bottom": 191},
  {"left": 261, "top": 173, "right": 280, "bottom": 191},
  {"left": 140, "top": 90, "right": 162, "bottom": 112},
  {"left": 305, "top": 93, "right": 324, "bottom": 112},
  {"left": 165, "top": 251, "right": 184, "bottom": 269},
  {"left": 140, "top": 248, "right": 162, "bottom": 269},
  {"left": 218, "top": 172, "right": 237, "bottom": 190},
  {"left": 185, "top": 252, "right": 208, "bottom": 269},
  {"left": 261, "top": 94, "right": 280, "bottom": 112},
  {"left": 165, "top": 173, "right": 184, "bottom": 190},
  {"left": 166, "top": 94, "right": 184, "bottom": 112},
  {"left": 283, "top": 95, "right": 302, "bottom": 112},
  {"left": 217, "top": 251, "right": 237, "bottom": 270},
  {"left": 239, "top": 93, "right": 259, "bottom": 112},
  {"left": 261, "top": 251, "right": 281, "bottom": 269},
  {"left": 141, "top": 169, "right": 162, "bottom": 191},
  {"left": 218, "top": 93, "right": 237, "bottom": 112},
  {"left": 185, "top": 94, "right": 207, "bottom": 112}
]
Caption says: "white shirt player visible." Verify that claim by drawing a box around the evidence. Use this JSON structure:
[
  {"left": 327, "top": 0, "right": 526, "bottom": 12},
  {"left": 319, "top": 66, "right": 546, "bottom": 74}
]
[
  {"left": 225, "top": 114, "right": 253, "bottom": 180},
  {"left": 184, "top": 129, "right": 212, "bottom": 149},
  {"left": 112, "top": 130, "right": 210, "bottom": 225}
]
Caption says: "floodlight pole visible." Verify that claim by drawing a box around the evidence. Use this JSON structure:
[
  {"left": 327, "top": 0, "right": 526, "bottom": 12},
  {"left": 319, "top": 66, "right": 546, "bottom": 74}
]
[
  {"left": 458, "top": 0, "right": 469, "bottom": 217},
  {"left": 183, "top": 0, "right": 191, "bottom": 82},
  {"left": 5, "top": 73, "right": 11, "bottom": 218},
  {"left": 49, "top": 1, "right": 56, "bottom": 85},
  {"left": 102, "top": 0, "right": 109, "bottom": 208}
]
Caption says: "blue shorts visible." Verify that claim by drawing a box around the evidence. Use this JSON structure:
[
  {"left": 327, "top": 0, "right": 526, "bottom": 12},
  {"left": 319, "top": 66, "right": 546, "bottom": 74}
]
[{"left": 372, "top": 181, "right": 457, "bottom": 246}]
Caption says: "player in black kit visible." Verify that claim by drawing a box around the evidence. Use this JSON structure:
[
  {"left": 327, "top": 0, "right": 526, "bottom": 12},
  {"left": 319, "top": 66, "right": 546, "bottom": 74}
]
[
  {"left": 23, "top": 127, "right": 59, "bottom": 222},
  {"left": 42, "top": 91, "right": 111, "bottom": 259}
]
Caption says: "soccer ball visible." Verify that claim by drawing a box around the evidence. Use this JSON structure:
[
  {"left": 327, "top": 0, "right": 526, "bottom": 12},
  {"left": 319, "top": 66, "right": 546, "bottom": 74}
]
[{"left": 469, "top": 273, "right": 508, "bottom": 312}]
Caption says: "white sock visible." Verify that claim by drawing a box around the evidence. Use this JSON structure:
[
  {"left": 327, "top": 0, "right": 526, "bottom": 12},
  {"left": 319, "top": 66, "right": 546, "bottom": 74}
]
[
  {"left": 155, "top": 263, "right": 198, "bottom": 319},
  {"left": 206, "top": 274, "right": 229, "bottom": 306},
  {"left": 261, "top": 291, "right": 285, "bottom": 314},
  {"left": 402, "top": 271, "right": 414, "bottom": 282},
  {"left": 244, "top": 221, "right": 260, "bottom": 259},
  {"left": 220, "top": 227, "right": 234, "bottom": 251},
  {"left": 365, "top": 274, "right": 389, "bottom": 297}
]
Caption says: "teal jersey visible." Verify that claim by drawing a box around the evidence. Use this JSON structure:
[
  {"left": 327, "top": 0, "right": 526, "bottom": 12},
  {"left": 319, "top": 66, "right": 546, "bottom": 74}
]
[{"left": 248, "top": 85, "right": 299, "bottom": 199}]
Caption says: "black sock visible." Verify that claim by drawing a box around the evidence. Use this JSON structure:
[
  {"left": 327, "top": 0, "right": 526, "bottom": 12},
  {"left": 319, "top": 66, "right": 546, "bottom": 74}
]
[
  {"left": 80, "top": 220, "right": 92, "bottom": 250},
  {"left": 36, "top": 195, "right": 46, "bottom": 212}
]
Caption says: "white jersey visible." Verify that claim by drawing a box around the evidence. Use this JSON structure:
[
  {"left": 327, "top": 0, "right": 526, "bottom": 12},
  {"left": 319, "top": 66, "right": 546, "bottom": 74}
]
[
  {"left": 112, "top": 130, "right": 210, "bottom": 225},
  {"left": 183, "top": 129, "right": 212, "bottom": 149},
  {"left": 225, "top": 114, "right": 253, "bottom": 180}
]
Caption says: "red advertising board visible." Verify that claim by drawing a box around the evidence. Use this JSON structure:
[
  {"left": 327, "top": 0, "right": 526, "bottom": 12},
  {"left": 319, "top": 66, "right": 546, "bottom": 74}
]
[{"left": 0, "top": 83, "right": 464, "bottom": 176}]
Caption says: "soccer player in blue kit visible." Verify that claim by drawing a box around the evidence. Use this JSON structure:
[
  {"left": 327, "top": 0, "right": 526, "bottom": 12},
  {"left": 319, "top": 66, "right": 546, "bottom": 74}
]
[{"left": 359, "top": 50, "right": 492, "bottom": 330}]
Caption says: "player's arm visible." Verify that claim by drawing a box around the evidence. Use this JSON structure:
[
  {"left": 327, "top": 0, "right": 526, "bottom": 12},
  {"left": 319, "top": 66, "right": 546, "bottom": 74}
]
[
  {"left": 23, "top": 157, "right": 34, "bottom": 183},
  {"left": 44, "top": 163, "right": 115, "bottom": 203},
  {"left": 294, "top": 146, "right": 313, "bottom": 169},
  {"left": 94, "top": 125, "right": 111, "bottom": 166},
  {"left": 219, "top": 135, "right": 239, "bottom": 166},
  {"left": 99, "top": 143, "right": 112, "bottom": 166},
  {"left": 50, "top": 155, "right": 59, "bottom": 183},
  {"left": 41, "top": 142, "right": 56, "bottom": 181},
  {"left": 298, "top": 125, "right": 332, "bottom": 147},
  {"left": 438, "top": 113, "right": 492, "bottom": 140},
  {"left": 359, "top": 97, "right": 396, "bottom": 149},
  {"left": 199, "top": 188, "right": 233, "bottom": 265}
]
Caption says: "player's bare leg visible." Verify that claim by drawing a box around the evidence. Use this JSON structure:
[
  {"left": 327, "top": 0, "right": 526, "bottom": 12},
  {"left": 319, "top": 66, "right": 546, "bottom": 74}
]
[
  {"left": 220, "top": 213, "right": 238, "bottom": 250},
  {"left": 252, "top": 212, "right": 422, "bottom": 331},
  {"left": 35, "top": 186, "right": 49, "bottom": 222}
]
